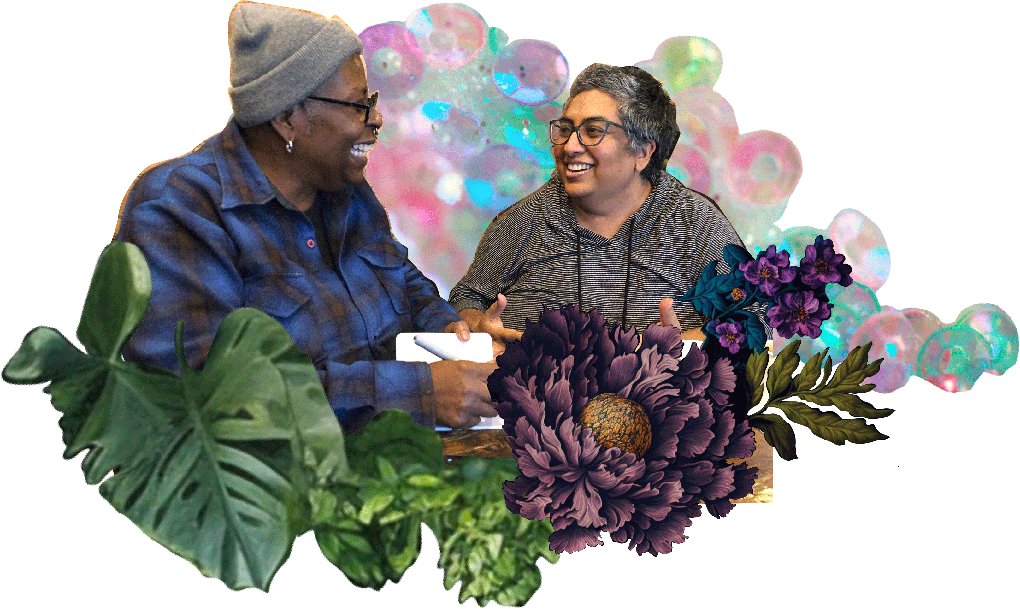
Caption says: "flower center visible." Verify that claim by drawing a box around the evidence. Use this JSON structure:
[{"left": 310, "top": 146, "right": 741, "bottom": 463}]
[
  {"left": 730, "top": 288, "right": 745, "bottom": 301},
  {"left": 577, "top": 393, "right": 652, "bottom": 458},
  {"left": 814, "top": 260, "right": 829, "bottom": 273},
  {"left": 725, "top": 332, "right": 738, "bottom": 342},
  {"left": 792, "top": 306, "right": 809, "bottom": 322},
  {"left": 758, "top": 266, "right": 774, "bottom": 279}
]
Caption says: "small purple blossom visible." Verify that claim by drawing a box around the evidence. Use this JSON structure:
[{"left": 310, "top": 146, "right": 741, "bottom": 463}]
[
  {"left": 490, "top": 306, "right": 757, "bottom": 556},
  {"left": 738, "top": 244, "right": 797, "bottom": 297},
  {"left": 766, "top": 290, "right": 832, "bottom": 339},
  {"left": 707, "top": 319, "right": 745, "bottom": 354},
  {"left": 799, "top": 237, "right": 853, "bottom": 289}
]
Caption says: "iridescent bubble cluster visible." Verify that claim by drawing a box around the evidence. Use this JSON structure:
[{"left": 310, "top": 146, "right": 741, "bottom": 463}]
[
  {"left": 771, "top": 210, "right": 1017, "bottom": 393},
  {"left": 362, "top": 3, "right": 567, "bottom": 294},
  {"left": 633, "top": 39, "right": 803, "bottom": 240},
  {"left": 361, "top": 4, "right": 1016, "bottom": 392}
]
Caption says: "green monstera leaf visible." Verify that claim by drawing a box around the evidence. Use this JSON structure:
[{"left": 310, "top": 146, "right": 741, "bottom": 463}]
[{"left": 3, "top": 242, "right": 347, "bottom": 591}]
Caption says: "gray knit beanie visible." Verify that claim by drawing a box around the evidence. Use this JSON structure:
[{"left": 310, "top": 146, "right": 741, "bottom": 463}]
[{"left": 227, "top": 1, "right": 363, "bottom": 127}]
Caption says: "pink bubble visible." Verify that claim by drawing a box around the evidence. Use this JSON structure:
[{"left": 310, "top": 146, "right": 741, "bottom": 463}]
[
  {"left": 360, "top": 23, "right": 424, "bottom": 98},
  {"left": 827, "top": 208, "right": 891, "bottom": 291},
  {"left": 493, "top": 39, "right": 569, "bottom": 106},
  {"left": 899, "top": 308, "right": 945, "bottom": 344},
  {"left": 421, "top": 102, "right": 485, "bottom": 157},
  {"left": 406, "top": 4, "right": 487, "bottom": 68},
  {"left": 848, "top": 307, "right": 924, "bottom": 393},
  {"left": 723, "top": 131, "right": 802, "bottom": 205},
  {"left": 464, "top": 144, "right": 544, "bottom": 212},
  {"left": 674, "top": 87, "right": 738, "bottom": 162},
  {"left": 666, "top": 144, "right": 712, "bottom": 194}
]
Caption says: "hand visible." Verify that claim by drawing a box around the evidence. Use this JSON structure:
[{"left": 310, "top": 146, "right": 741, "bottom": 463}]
[
  {"left": 444, "top": 320, "right": 471, "bottom": 342},
  {"left": 429, "top": 360, "right": 499, "bottom": 429},
  {"left": 459, "top": 294, "right": 523, "bottom": 357},
  {"left": 658, "top": 297, "right": 681, "bottom": 327},
  {"left": 658, "top": 297, "right": 705, "bottom": 340}
]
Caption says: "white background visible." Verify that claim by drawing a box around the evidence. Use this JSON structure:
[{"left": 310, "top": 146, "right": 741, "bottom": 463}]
[{"left": 1, "top": 1, "right": 1017, "bottom": 607}]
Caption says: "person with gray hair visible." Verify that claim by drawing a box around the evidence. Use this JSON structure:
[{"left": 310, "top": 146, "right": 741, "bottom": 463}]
[
  {"left": 450, "top": 63, "right": 748, "bottom": 350},
  {"left": 115, "top": 1, "right": 497, "bottom": 432}
]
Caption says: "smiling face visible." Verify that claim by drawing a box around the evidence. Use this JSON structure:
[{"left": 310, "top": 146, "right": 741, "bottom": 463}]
[
  {"left": 554, "top": 89, "right": 652, "bottom": 208},
  {"left": 295, "top": 54, "right": 382, "bottom": 190}
]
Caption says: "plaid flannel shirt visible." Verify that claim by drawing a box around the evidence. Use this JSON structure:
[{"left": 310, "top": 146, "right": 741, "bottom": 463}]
[{"left": 115, "top": 120, "right": 461, "bottom": 431}]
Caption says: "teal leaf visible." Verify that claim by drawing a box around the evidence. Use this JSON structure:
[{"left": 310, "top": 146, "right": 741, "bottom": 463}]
[{"left": 723, "top": 243, "right": 753, "bottom": 269}]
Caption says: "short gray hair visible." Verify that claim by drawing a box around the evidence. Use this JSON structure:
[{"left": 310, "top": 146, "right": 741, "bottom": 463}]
[{"left": 566, "top": 63, "right": 679, "bottom": 183}]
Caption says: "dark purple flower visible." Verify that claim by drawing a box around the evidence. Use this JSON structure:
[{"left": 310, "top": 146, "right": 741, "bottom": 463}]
[
  {"left": 766, "top": 290, "right": 832, "bottom": 339},
  {"left": 490, "top": 306, "right": 757, "bottom": 556},
  {"left": 799, "top": 236, "right": 853, "bottom": 288},
  {"left": 738, "top": 244, "right": 797, "bottom": 297},
  {"left": 707, "top": 320, "right": 745, "bottom": 354}
]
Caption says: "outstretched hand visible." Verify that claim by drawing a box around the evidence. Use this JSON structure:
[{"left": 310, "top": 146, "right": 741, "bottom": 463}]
[
  {"left": 657, "top": 297, "right": 706, "bottom": 341},
  {"left": 459, "top": 294, "right": 523, "bottom": 357},
  {"left": 658, "top": 297, "right": 681, "bottom": 327},
  {"left": 444, "top": 320, "right": 471, "bottom": 341}
]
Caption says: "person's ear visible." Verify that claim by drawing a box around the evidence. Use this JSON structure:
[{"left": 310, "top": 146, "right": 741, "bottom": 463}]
[
  {"left": 269, "top": 104, "right": 304, "bottom": 149},
  {"left": 634, "top": 140, "right": 656, "bottom": 173}
]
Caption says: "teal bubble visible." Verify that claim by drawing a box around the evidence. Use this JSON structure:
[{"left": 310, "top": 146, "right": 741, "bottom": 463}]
[
  {"left": 421, "top": 100, "right": 451, "bottom": 120},
  {"left": 780, "top": 226, "right": 826, "bottom": 266},
  {"left": 953, "top": 303, "right": 1018, "bottom": 375},
  {"left": 918, "top": 326, "right": 993, "bottom": 392}
]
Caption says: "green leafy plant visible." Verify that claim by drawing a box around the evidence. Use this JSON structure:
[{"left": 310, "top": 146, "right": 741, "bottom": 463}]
[
  {"left": 3, "top": 242, "right": 348, "bottom": 590},
  {"left": 427, "top": 458, "right": 558, "bottom": 606},
  {"left": 746, "top": 340, "right": 891, "bottom": 460},
  {"left": 3, "top": 242, "right": 556, "bottom": 604},
  {"left": 313, "top": 410, "right": 460, "bottom": 588}
]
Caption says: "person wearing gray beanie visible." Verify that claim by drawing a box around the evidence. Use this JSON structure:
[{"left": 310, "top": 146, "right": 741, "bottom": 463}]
[
  {"left": 114, "top": 1, "right": 498, "bottom": 434},
  {"left": 227, "top": 1, "right": 363, "bottom": 128}
]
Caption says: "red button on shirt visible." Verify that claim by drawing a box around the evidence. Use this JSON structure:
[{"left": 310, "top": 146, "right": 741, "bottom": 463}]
[{"left": 307, "top": 239, "right": 316, "bottom": 248}]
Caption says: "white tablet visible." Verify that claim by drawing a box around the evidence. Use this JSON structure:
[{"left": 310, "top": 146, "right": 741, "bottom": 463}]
[{"left": 395, "top": 332, "right": 502, "bottom": 430}]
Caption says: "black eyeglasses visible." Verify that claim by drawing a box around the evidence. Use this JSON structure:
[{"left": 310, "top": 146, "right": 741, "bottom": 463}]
[
  {"left": 306, "top": 91, "right": 380, "bottom": 124},
  {"left": 548, "top": 118, "right": 627, "bottom": 146}
]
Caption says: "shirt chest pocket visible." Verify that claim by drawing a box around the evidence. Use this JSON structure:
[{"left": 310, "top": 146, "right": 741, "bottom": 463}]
[
  {"left": 243, "top": 273, "right": 312, "bottom": 317},
  {"left": 357, "top": 243, "right": 411, "bottom": 316}
]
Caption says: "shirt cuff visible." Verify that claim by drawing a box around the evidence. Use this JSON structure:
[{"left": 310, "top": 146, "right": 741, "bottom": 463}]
[{"left": 373, "top": 360, "right": 436, "bottom": 428}]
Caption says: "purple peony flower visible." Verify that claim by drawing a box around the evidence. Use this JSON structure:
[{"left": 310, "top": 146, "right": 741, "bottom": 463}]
[
  {"left": 738, "top": 244, "right": 797, "bottom": 297},
  {"left": 489, "top": 306, "right": 757, "bottom": 556},
  {"left": 766, "top": 290, "right": 832, "bottom": 339},
  {"left": 707, "top": 320, "right": 746, "bottom": 354},
  {"left": 799, "top": 236, "right": 853, "bottom": 289}
]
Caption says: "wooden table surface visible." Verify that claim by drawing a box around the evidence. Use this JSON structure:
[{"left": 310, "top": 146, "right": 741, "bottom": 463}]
[{"left": 439, "top": 426, "right": 773, "bottom": 503}]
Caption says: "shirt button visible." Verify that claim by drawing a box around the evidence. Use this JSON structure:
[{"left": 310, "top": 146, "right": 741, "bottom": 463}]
[{"left": 306, "top": 239, "right": 316, "bottom": 248}]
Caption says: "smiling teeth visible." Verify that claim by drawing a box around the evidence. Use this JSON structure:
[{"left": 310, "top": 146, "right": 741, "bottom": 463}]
[
  {"left": 567, "top": 163, "right": 593, "bottom": 171},
  {"left": 351, "top": 143, "right": 373, "bottom": 157}
]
